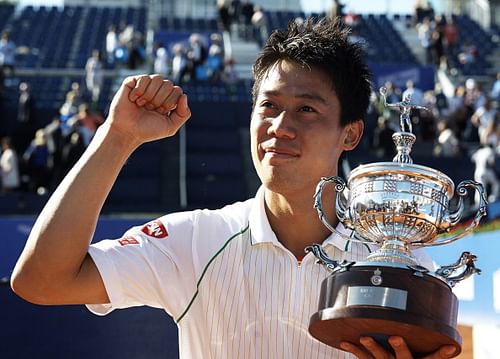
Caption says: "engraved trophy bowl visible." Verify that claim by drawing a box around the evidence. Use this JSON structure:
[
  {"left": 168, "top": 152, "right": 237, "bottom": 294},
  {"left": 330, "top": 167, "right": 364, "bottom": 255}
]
[{"left": 306, "top": 88, "right": 488, "bottom": 357}]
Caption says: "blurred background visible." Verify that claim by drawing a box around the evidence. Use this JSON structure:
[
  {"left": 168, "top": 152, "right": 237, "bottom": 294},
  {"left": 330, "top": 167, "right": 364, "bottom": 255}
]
[{"left": 0, "top": 0, "right": 499, "bottom": 358}]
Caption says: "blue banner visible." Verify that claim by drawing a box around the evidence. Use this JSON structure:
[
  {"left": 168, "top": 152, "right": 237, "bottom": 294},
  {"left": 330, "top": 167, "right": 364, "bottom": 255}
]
[{"left": 2, "top": 217, "right": 499, "bottom": 325}]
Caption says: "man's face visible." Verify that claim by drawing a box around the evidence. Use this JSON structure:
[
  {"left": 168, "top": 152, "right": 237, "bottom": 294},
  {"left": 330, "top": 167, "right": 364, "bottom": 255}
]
[{"left": 250, "top": 60, "right": 362, "bottom": 196}]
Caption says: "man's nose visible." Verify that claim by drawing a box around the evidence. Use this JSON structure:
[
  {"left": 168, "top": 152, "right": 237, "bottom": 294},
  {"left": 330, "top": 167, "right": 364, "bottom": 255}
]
[{"left": 267, "top": 111, "right": 296, "bottom": 139}]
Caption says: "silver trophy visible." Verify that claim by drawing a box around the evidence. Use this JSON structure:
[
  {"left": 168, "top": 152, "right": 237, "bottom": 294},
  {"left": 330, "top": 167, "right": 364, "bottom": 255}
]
[{"left": 306, "top": 87, "right": 487, "bottom": 357}]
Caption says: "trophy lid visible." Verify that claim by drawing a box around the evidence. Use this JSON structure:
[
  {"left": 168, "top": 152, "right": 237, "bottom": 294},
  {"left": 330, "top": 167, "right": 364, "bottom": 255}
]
[{"left": 348, "top": 162, "right": 455, "bottom": 197}]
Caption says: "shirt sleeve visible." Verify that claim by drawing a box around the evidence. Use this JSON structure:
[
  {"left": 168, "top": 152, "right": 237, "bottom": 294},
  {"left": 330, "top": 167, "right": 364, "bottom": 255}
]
[{"left": 86, "top": 211, "right": 199, "bottom": 319}]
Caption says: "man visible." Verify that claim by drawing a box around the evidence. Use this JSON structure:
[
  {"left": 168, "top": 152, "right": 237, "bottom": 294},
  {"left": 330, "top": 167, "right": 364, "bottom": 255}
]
[
  {"left": 0, "top": 31, "right": 16, "bottom": 75},
  {"left": 11, "top": 18, "right": 455, "bottom": 358},
  {"left": 15, "top": 81, "right": 35, "bottom": 154},
  {"left": 85, "top": 49, "right": 104, "bottom": 104}
]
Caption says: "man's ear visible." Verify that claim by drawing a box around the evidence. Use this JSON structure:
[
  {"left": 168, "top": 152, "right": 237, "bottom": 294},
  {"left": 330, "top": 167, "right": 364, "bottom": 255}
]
[{"left": 343, "top": 120, "right": 364, "bottom": 151}]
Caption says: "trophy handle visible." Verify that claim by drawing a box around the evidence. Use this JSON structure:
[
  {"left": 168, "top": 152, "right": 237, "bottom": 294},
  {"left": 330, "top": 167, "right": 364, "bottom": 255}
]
[
  {"left": 419, "top": 180, "right": 487, "bottom": 247},
  {"left": 305, "top": 244, "right": 355, "bottom": 272},
  {"left": 435, "top": 251, "right": 481, "bottom": 287},
  {"left": 305, "top": 244, "right": 340, "bottom": 271},
  {"left": 313, "top": 176, "right": 354, "bottom": 241}
]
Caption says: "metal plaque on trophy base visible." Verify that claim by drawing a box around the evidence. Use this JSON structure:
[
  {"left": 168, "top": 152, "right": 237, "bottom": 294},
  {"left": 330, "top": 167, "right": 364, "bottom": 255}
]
[{"left": 306, "top": 88, "right": 487, "bottom": 357}]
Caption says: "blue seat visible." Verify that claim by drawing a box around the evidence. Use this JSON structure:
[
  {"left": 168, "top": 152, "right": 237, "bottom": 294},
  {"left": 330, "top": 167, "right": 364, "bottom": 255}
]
[
  {"left": 186, "top": 129, "right": 240, "bottom": 152},
  {"left": 108, "top": 177, "right": 161, "bottom": 204},
  {"left": 186, "top": 153, "right": 243, "bottom": 176},
  {"left": 186, "top": 176, "right": 246, "bottom": 207}
]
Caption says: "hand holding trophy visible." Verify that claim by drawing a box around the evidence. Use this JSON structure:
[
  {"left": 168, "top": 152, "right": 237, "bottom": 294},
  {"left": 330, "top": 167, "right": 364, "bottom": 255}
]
[{"left": 306, "top": 87, "right": 488, "bottom": 357}]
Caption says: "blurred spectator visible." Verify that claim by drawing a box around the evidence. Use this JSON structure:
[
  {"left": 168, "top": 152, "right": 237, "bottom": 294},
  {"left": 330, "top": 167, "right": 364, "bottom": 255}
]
[
  {"left": 413, "top": 0, "right": 434, "bottom": 25},
  {"left": 417, "top": 17, "right": 434, "bottom": 64},
  {"left": 60, "top": 92, "right": 79, "bottom": 131},
  {"left": 116, "top": 23, "right": 138, "bottom": 68},
  {"left": 67, "top": 104, "right": 105, "bottom": 146},
  {"left": 343, "top": 11, "right": 361, "bottom": 28},
  {"left": 490, "top": 72, "right": 500, "bottom": 101},
  {"left": 14, "top": 81, "right": 35, "bottom": 154},
  {"left": 85, "top": 49, "right": 104, "bottom": 104},
  {"left": 326, "top": 0, "right": 345, "bottom": 20},
  {"left": 105, "top": 24, "right": 119, "bottom": 65},
  {"left": 118, "top": 23, "right": 134, "bottom": 48},
  {"left": 69, "top": 81, "right": 86, "bottom": 105},
  {"left": 0, "top": 31, "right": 16, "bottom": 76},
  {"left": 402, "top": 80, "right": 424, "bottom": 106},
  {"left": 221, "top": 58, "right": 238, "bottom": 94},
  {"left": 59, "top": 82, "right": 86, "bottom": 124},
  {"left": 443, "top": 16, "right": 458, "bottom": 61},
  {"left": 171, "top": 43, "right": 189, "bottom": 84},
  {"left": 469, "top": 97, "right": 497, "bottom": 144},
  {"left": 153, "top": 42, "right": 169, "bottom": 77},
  {"left": 418, "top": 90, "right": 438, "bottom": 141},
  {"left": 229, "top": 0, "right": 242, "bottom": 33},
  {"left": 430, "top": 16, "right": 445, "bottom": 68},
  {"left": 434, "top": 83, "right": 449, "bottom": 116},
  {"left": 471, "top": 144, "right": 499, "bottom": 205},
  {"left": 480, "top": 116, "right": 500, "bottom": 147},
  {"left": 251, "top": 5, "right": 268, "bottom": 48},
  {"left": 0, "top": 137, "right": 20, "bottom": 192},
  {"left": 43, "top": 117, "right": 64, "bottom": 189},
  {"left": 217, "top": 0, "right": 231, "bottom": 33},
  {"left": 447, "top": 86, "right": 467, "bottom": 138},
  {"left": 207, "top": 33, "right": 224, "bottom": 81},
  {"left": 457, "top": 39, "right": 478, "bottom": 65},
  {"left": 60, "top": 131, "right": 85, "bottom": 178},
  {"left": 433, "top": 120, "right": 460, "bottom": 157},
  {"left": 464, "top": 78, "right": 486, "bottom": 111},
  {"left": 22, "top": 129, "right": 51, "bottom": 193},
  {"left": 240, "top": 0, "right": 255, "bottom": 40},
  {"left": 127, "top": 31, "right": 146, "bottom": 70},
  {"left": 17, "top": 81, "right": 34, "bottom": 123},
  {"left": 187, "top": 33, "right": 208, "bottom": 81},
  {"left": 209, "top": 33, "right": 224, "bottom": 60}
]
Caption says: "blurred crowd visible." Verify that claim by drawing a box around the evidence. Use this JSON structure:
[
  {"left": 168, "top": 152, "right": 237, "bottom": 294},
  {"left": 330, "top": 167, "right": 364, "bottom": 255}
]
[
  {"left": 0, "top": 80, "right": 104, "bottom": 196},
  {"left": 150, "top": 32, "right": 238, "bottom": 87},
  {"left": 2, "top": 72, "right": 498, "bottom": 206},
  {"left": 217, "top": 0, "right": 268, "bottom": 47},
  {"left": 0, "top": 1, "right": 499, "bottom": 208},
  {"left": 367, "top": 76, "right": 499, "bottom": 205}
]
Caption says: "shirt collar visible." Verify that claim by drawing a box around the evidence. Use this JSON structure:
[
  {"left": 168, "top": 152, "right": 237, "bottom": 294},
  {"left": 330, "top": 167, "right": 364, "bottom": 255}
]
[{"left": 248, "top": 185, "right": 355, "bottom": 252}]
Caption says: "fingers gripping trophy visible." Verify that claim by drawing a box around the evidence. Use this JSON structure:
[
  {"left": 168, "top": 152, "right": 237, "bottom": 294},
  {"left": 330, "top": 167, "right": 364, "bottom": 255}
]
[{"left": 306, "top": 87, "right": 488, "bottom": 356}]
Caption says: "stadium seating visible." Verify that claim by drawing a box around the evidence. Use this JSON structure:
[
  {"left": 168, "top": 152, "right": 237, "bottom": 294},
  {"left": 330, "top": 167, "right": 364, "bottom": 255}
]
[
  {"left": 1, "top": 6, "right": 146, "bottom": 69},
  {"left": 158, "top": 16, "right": 218, "bottom": 32},
  {"left": 184, "top": 102, "right": 248, "bottom": 209},
  {"left": 447, "top": 15, "right": 497, "bottom": 76},
  {"left": 0, "top": 5, "right": 497, "bottom": 213}
]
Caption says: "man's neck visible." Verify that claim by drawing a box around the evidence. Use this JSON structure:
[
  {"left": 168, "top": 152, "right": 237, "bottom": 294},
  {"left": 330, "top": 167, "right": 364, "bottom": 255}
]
[{"left": 264, "top": 189, "right": 337, "bottom": 258}]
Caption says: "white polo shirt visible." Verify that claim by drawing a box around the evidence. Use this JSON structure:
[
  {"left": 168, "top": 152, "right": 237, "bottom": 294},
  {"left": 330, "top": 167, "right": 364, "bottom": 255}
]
[{"left": 87, "top": 186, "right": 432, "bottom": 358}]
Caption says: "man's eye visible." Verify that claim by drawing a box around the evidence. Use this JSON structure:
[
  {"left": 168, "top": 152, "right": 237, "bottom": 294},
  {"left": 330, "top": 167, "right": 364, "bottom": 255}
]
[
  {"left": 300, "top": 106, "right": 315, "bottom": 113},
  {"left": 261, "top": 101, "right": 274, "bottom": 108}
]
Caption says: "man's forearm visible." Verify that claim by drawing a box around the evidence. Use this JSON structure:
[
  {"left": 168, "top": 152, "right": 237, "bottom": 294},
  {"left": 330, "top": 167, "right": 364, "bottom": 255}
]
[{"left": 11, "top": 123, "right": 138, "bottom": 302}]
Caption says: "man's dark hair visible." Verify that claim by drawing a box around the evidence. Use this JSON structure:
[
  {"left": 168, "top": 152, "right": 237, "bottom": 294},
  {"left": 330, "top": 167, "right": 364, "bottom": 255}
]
[{"left": 252, "top": 17, "right": 372, "bottom": 126}]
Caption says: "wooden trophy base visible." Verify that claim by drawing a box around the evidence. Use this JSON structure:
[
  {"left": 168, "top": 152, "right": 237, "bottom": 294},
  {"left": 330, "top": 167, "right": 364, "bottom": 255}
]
[{"left": 309, "top": 263, "right": 461, "bottom": 357}]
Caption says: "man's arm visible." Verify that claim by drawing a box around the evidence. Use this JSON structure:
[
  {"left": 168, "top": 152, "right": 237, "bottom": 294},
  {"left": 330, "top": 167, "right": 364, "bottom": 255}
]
[{"left": 10, "top": 75, "right": 191, "bottom": 305}]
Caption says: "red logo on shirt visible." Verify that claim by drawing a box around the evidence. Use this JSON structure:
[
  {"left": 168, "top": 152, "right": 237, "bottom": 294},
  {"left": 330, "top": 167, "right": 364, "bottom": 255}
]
[
  {"left": 141, "top": 220, "right": 168, "bottom": 239},
  {"left": 118, "top": 236, "right": 140, "bottom": 246}
]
